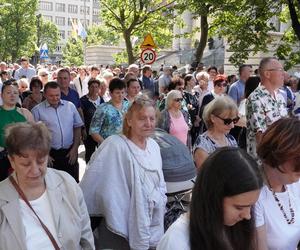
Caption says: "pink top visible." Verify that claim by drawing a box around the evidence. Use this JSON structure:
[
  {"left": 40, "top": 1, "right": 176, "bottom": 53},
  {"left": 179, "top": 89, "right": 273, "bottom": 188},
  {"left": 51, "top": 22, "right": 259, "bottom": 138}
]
[{"left": 169, "top": 112, "right": 189, "bottom": 145}]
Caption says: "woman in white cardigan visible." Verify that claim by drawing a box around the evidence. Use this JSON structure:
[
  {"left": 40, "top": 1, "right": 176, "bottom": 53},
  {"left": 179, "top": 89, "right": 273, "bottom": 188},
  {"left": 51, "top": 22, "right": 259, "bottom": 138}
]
[{"left": 80, "top": 94, "right": 167, "bottom": 250}]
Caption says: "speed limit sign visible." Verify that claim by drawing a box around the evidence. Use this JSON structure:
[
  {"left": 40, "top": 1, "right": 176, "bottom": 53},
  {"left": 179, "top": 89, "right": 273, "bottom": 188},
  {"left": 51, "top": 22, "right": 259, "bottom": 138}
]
[{"left": 140, "top": 48, "right": 157, "bottom": 64}]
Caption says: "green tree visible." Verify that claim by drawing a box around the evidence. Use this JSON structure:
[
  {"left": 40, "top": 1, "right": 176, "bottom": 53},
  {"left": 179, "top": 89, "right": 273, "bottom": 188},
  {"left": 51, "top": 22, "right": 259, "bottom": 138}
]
[
  {"left": 62, "top": 38, "right": 84, "bottom": 66},
  {"left": 0, "top": 0, "right": 38, "bottom": 62},
  {"left": 183, "top": 0, "right": 282, "bottom": 65},
  {"left": 87, "top": 25, "right": 120, "bottom": 46},
  {"left": 99, "top": 0, "right": 175, "bottom": 64},
  {"left": 39, "top": 17, "right": 60, "bottom": 53}
]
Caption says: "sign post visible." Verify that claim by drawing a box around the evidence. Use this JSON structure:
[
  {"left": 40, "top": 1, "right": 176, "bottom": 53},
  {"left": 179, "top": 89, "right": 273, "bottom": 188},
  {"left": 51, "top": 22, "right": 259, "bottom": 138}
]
[
  {"left": 140, "top": 34, "right": 157, "bottom": 65},
  {"left": 40, "top": 43, "right": 49, "bottom": 60}
]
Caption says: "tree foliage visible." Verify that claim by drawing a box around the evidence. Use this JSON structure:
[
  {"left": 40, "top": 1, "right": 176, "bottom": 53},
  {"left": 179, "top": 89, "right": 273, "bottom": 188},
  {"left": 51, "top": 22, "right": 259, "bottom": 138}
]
[
  {"left": 39, "top": 17, "right": 60, "bottom": 53},
  {"left": 87, "top": 25, "right": 120, "bottom": 46},
  {"left": 62, "top": 38, "right": 84, "bottom": 66},
  {"left": 0, "top": 0, "right": 38, "bottom": 62},
  {"left": 99, "top": 0, "right": 175, "bottom": 64}
]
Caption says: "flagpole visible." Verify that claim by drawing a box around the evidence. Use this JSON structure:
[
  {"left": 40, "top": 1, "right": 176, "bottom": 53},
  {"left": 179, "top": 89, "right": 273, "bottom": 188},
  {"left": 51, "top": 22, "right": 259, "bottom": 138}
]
[{"left": 83, "top": 0, "right": 87, "bottom": 65}]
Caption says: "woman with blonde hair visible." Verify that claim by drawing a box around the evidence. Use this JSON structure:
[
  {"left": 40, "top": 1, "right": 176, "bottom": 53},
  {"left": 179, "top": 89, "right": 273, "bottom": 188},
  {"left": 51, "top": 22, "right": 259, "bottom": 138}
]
[
  {"left": 81, "top": 94, "right": 167, "bottom": 250},
  {"left": 193, "top": 96, "right": 239, "bottom": 169}
]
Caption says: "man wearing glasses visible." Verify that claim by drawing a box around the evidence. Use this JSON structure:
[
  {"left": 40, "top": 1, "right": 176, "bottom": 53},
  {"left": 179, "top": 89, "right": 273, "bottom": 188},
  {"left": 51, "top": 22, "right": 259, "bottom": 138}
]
[{"left": 246, "top": 57, "right": 287, "bottom": 160}]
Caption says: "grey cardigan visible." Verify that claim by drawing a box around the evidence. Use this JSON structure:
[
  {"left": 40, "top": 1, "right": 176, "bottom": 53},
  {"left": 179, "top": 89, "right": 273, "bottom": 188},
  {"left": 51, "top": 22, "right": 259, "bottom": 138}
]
[{"left": 0, "top": 169, "right": 95, "bottom": 250}]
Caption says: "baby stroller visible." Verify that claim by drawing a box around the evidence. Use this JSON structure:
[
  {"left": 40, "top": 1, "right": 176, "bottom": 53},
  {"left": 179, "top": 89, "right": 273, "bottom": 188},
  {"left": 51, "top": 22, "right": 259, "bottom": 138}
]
[{"left": 151, "top": 128, "right": 196, "bottom": 231}]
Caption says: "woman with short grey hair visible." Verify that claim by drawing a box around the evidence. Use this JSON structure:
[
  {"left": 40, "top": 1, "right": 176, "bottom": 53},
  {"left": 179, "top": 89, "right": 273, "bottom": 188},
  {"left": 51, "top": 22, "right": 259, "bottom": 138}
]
[{"left": 157, "top": 90, "right": 191, "bottom": 146}]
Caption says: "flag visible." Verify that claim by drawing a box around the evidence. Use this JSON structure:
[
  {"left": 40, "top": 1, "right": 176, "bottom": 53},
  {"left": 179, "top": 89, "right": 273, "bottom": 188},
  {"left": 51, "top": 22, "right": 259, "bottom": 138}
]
[
  {"left": 77, "top": 20, "right": 87, "bottom": 39},
  {"left": 71, "top": 19, "right": 78, "bottom": 38}
]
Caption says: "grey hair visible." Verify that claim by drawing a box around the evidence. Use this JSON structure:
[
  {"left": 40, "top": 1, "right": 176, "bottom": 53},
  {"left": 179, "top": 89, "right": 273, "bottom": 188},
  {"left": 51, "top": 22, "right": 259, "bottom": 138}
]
[{"left": 166, "top": 90, "right": 182, "bottom": 109}]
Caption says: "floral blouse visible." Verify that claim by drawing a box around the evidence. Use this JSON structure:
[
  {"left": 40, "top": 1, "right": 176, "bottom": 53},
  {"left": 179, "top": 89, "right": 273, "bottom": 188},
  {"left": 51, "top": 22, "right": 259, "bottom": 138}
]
[
  {"left": 246, "top": 85, "right": 287, "bottom": 159},
  {"left": 193, "top": 131, "right": 237, "bottom": 155},
  {"left": 89, "top": 100, "right": 129, "bottom": 141}
]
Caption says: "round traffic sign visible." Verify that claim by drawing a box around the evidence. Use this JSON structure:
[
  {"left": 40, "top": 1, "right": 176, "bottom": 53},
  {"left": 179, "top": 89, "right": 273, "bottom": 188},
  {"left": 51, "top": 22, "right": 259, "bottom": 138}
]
[{"left": 140, "top": 48, "right": 157, "bottom": 64}]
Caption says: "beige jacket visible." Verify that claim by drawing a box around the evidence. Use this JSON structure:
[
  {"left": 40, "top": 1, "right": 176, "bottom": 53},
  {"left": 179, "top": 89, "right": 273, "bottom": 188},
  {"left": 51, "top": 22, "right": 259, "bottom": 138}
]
[{"left": 0, "top": 169, "right": 95, "bottom": 250}]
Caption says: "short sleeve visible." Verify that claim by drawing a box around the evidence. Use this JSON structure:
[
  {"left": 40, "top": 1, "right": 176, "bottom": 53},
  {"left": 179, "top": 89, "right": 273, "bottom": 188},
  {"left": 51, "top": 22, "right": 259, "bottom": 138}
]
[
  {"left": 254, "top": 196, "right": 265, "bottom": 227},
  {"left": 71, "top": 103, "right": 84, "bottom": 128},
  {"left": 246, "top": 96, "right": 266, "bottom": 133},
  {"left": 89, "top": 105, "right": 105, "bottom": 135},
  {"left": 228, "top": 85, "right": 238, "bottom": 103}
]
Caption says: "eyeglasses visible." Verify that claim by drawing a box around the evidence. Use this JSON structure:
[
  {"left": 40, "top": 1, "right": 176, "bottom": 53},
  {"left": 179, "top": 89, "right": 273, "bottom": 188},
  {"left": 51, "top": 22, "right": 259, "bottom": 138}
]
[
  {"left": 265, "top": 68, "right": 284, "bottom": 72},
  {"left": 174, "top": 98, "right": 183, "bottom": 102},
  {"left": 215, "top": 115, "right": 240, "bottom": 125},
  {"left": 216, "top": 82, "right": 227, "bottom": 87}
]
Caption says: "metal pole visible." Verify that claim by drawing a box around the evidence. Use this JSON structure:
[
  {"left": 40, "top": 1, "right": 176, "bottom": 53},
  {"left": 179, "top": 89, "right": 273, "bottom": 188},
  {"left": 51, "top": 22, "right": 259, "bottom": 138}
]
[{"left": 83, "top": 0, "right": 87, "bottom": 65}]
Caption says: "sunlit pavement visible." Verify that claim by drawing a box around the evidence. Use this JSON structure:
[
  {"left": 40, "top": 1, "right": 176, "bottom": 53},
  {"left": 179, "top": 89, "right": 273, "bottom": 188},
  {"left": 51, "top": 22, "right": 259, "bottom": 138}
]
[{"left": 78, "top": 144, "right": 87, "bottom": 181}]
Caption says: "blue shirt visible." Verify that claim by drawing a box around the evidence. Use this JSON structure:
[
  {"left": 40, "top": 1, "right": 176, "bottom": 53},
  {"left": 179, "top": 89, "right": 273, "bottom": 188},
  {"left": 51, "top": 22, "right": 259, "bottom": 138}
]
[
  {"left": 228, "top": 79, "right": 245, "bottom": 105},
  {"left": 15, "top": 67, "right": 36, "bottom": 81},
  {"left": 32, "top": 100, "right": 84, "bottom": 149},
  {"left": 89, "top": 100, "right": 129, "bottom": 140},
  {"left": 61, "top": 88, "right": 81, "bottom": 108},
  {"left": 141, "top": 75, "right": 155, "bottom": 96}
]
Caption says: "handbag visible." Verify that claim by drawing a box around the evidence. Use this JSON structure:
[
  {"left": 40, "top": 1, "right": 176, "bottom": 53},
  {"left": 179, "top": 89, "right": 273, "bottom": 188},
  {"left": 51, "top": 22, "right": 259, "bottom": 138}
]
[{"left": 9, "top": 176, "right": 60, "bottom": 250}]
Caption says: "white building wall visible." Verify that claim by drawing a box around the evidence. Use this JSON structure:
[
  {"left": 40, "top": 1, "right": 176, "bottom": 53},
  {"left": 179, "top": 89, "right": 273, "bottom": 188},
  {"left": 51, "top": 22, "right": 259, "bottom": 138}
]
[{"left": 38, "top": 0, "right": 100, "bottom": 61}]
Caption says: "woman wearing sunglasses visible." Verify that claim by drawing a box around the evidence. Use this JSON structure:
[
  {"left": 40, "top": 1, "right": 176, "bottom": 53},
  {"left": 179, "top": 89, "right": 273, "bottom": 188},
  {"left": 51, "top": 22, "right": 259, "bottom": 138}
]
[
  {"left": 193, "top": 96, "right": 239, "bottom": 169},
  {"left": 157, "top": 90, "right": 191, "bottom": 146}
]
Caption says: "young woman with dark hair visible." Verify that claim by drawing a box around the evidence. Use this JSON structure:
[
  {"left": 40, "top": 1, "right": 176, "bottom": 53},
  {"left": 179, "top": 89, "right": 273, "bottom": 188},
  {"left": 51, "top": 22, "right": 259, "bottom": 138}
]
[{"left": 157, "top": 147, "right": 263, "bottom": 250}]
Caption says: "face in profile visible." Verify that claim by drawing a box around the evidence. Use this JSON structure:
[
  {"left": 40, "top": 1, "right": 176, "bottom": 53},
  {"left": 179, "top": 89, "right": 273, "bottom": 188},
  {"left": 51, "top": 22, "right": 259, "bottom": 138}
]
[
  {"left": 9, "top": 149, "right": 48, "bottom": 189},
  {"left": 223, "top": 189, "right": 260, "bottom": 226},
  {"left": 127, "top": 106, "right": 156, "bottom": 139}
]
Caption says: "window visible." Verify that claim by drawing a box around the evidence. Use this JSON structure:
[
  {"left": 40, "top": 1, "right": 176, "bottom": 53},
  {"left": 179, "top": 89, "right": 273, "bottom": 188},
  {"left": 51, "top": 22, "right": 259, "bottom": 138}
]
[
  {"left": 55, "top": 3, "right": 65, "bottom": 12},
  {"left": 56, "top": 45, "right": 62, "bottom": 52},
  {"left": 80, "top": 19, "right": 89, "bottom": 26},
  {"left": 68, "top": 17, "right": 77, "bottom": 26},
  {"left": 67, "top": 31, "right": 72, "bottom": 37},
  {"left": 43, "top": 15, "right": 53, "bottom": 22},
  {"left": 55, "top": 16, "right": 65, "bottom": 26},
  {"left": 93, "top": 8, "right": 99, "bottom": 15},
  {"left": 39, "top": 1, "right": 53, "bottom": 11},
  {"left": 68, "top": 4, "right": 78, "bottom": 13},
  {"left": 59, "top": 30, "right": 65, "bottom": 39},
  {"left": 80, "top": 6, "right": 90, "bottom": 15}
]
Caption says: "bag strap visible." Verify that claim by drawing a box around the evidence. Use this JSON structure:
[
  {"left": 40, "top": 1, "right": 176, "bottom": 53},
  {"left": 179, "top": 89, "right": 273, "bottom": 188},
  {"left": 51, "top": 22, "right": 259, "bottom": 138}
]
[{"left": 9, "top": 176, "right": 60, "bottom": 250}]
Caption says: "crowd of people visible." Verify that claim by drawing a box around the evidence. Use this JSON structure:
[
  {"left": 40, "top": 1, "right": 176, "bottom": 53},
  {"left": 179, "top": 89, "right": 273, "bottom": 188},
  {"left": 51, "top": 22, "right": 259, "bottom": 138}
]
[{"left": 0, "top": 56, "right": 300, "bottom": 249}]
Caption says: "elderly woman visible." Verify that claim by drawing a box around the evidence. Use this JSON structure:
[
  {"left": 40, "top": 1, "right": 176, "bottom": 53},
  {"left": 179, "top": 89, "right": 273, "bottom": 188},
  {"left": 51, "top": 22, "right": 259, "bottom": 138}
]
[
  {"left": 157, "top": 147, "right": 263, "bottom": 250},
  {"left": 80, "top": 94, "right": 167, "bottom": 250},
  {"left": 255, "top": 118, "right": 300, "bottom": 250},
  {"left": 0, "top": 122, "right": 95, "bottom": 250},
  {"left": 22, "top": 77, "right": 44, "bottom": 111},
  {"left": 158, "top": 90, "right": 190, "bottom": 146},
  {"left": 193, "top": 96, "right": 239, "bottom": 169},
  {"left": 194, "top": 71, "right": 209, "bottom": 107},
  {"left": 89, "top": 78, "right": 129, "bottom": 145},
  {"left": 0, "top": 81, "right": 33, "bottom": 181}
]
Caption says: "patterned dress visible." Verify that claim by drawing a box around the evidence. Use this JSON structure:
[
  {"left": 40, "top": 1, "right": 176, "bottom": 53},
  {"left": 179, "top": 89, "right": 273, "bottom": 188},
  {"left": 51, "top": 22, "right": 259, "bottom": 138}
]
[
  {"left": 89, "top": 100, "right": 129, "bottom": 141},
  {"left": 246, "top": 85, "right": 287, "bottom": 159}
]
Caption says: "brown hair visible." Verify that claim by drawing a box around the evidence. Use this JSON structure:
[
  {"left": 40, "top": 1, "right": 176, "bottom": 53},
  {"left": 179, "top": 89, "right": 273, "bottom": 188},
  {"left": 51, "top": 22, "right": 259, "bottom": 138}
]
[
  {"left": 5, "top": 122, "right": 51, "bottom": 157},
  {"left": 122, "top": 94, "right": 154, "bottom": 138},
  {"left": 257, "top": 117, "right": 300, "bottom": 171}
]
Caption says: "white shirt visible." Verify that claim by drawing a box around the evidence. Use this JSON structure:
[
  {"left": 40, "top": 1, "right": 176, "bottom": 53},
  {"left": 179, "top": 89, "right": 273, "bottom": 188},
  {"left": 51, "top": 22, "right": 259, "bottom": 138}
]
[
  {"left": 157, "top": 214, "right": 190, "bottom": 250},
  {"left": 19, "top": 190, "right": 58, "bottom": 250},
  {"left": 254, "top": 181, "right": 300, "bottom": 250}
]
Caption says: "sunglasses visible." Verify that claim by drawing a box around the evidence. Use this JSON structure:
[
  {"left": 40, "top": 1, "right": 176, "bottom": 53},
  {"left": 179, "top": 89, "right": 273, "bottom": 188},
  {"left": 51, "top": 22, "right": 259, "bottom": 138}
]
[
  {"left": 216, "top": 82, "right": 227, "bottom": 87},
  {"left": 174, "top": 98, "right": 183, "bottom": 102},
  {"left": 215, "top": 115, "right": 240, "bottom": 125},
  {"left": 41, "top": 74, "right": 48, "bottom": 77}
]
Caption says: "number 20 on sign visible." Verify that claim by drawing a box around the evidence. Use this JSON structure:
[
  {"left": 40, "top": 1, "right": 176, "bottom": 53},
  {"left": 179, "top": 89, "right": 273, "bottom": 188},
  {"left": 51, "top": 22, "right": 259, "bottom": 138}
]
[{"left": 140, "top": 48, "right": 157, "bottom": 65}]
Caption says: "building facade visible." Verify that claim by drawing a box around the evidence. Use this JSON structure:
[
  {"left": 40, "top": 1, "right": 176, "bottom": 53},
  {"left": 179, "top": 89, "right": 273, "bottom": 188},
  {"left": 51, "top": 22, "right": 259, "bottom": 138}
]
[{"left": 38, "top": 0, "right": 100, "bottom": 62}]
